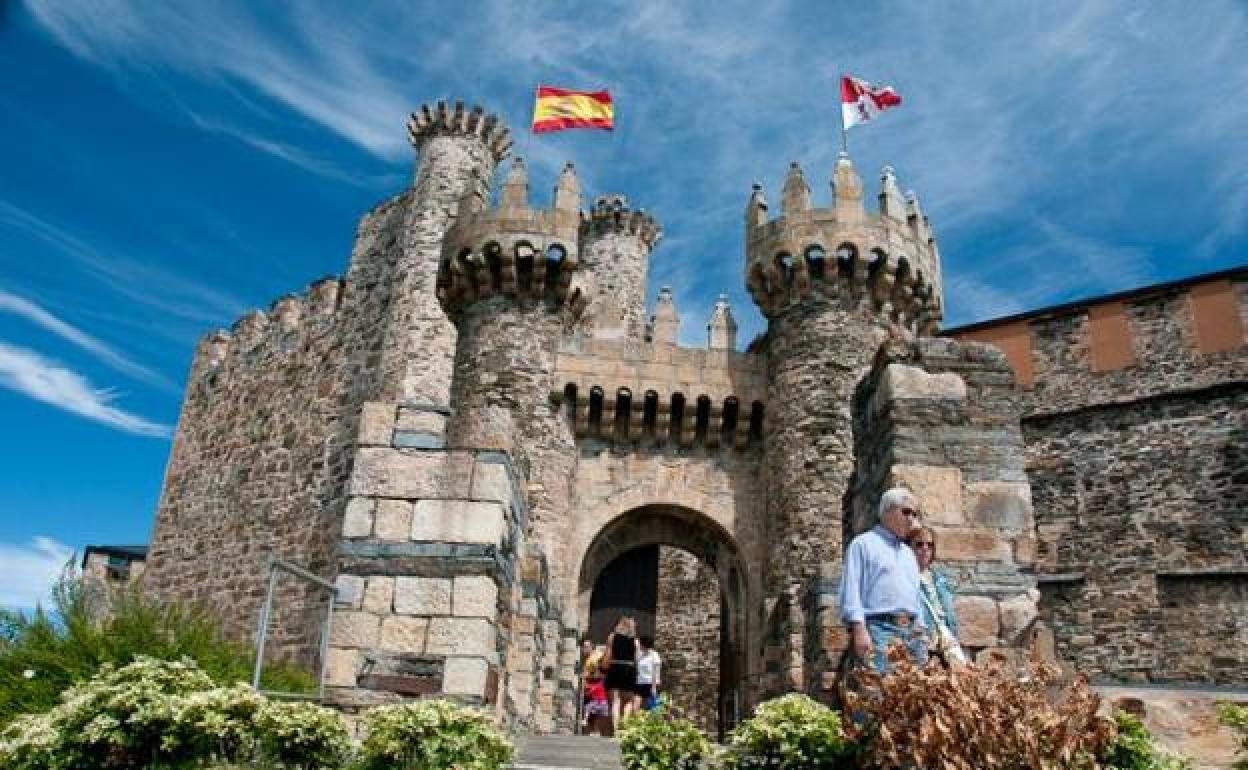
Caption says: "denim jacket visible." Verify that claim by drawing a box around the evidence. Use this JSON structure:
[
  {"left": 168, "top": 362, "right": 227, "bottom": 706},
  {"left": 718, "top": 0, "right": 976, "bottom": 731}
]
[{"left": 918, "top": 569, "right": 960, "bottom": 638}]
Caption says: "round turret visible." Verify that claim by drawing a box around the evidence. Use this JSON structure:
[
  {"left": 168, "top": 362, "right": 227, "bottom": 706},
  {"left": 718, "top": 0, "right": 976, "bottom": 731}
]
[
  {"left": 744, "top": 155, "right": 943, "bottom": 333},
  {"left": 578, "top": 195, "right": 662, "bottom": 341}
]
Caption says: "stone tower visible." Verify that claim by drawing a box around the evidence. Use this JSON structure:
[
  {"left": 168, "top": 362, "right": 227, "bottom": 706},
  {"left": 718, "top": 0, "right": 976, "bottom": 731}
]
[
  {"left": 745, "top": 155, "right": 943, "bottom": 692},
  {"left": 579, "top": 195, "right": 661, "bottom": 341},
  {"left": 380, "top": 102, "right": 513, "bottom": 407}
]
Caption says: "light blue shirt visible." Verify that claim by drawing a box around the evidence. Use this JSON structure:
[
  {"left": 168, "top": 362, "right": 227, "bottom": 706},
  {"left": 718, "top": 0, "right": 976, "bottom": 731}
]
[{"left": 839, "top": 525, "right": 925, "bottom": 627}]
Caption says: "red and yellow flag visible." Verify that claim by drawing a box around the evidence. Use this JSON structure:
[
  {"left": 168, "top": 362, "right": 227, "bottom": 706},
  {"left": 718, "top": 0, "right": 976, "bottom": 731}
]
[{"left": 531, "top": 86, "right": 613, "bottom": 133}]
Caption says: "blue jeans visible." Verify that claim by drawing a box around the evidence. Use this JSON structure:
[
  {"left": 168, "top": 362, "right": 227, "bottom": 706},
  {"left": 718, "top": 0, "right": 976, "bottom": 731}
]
[{"left": 865, "top": 619, "right": 927, "bottom": 673}]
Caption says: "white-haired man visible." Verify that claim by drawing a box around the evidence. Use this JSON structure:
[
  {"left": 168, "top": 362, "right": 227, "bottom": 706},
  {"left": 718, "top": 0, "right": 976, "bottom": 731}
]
[{"left": 839, "top": 487, "right": 928, "bottom": 672}]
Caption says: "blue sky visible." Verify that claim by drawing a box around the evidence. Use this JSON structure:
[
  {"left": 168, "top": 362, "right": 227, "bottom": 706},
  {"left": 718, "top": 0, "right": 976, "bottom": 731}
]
[{"left": 1, "top": 1, "right": 1245, "bottom": 608}]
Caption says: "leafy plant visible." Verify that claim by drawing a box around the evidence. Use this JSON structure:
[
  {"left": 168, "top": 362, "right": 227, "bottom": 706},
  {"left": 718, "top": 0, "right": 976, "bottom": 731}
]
[
  {"left": 840, "top": 654, "right": 1115, "bottom": 769},
  {"left": 0, "top": 656, "right": 350, "bottom": 770},
  {"left": 0, "top": 567, "right": 314, "bottom": 725},
  {"left": 726, "top": 693, "right": 852, "bottom": 769},
  {"left": 1218, "top": 703, "right": 1248, "bottom": 770},
  {"left": 254, "top": 699, "right": 352, "bottom": 769},
  {"left": 355, "top": 700, "right": 513, "bottom": 770},
  {"left": 1101, "top": 711, "right": 1192, "bottom": 770},
  {"left": 617, "top": 705, "right": 713, "bottom": 770},
  {"left": 0, "top": 656, "right": 227, "bottom": 769}
]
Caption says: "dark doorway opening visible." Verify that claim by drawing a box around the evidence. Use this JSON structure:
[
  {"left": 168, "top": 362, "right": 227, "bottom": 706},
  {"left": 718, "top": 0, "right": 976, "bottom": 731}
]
[{"left": 588, "top": 544, "right": 726, "bottom": 737}]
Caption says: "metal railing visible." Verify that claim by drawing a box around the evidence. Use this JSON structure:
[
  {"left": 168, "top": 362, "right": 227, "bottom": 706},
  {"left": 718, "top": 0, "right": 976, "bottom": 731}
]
[{"left": 252, "top": 559, "right": 337, "bottom": 700}]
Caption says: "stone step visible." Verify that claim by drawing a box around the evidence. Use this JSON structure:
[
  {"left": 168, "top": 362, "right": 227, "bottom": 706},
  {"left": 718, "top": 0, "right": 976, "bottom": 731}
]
[{"left": 512, "top": 734, "right": 623, "bottom": 770}]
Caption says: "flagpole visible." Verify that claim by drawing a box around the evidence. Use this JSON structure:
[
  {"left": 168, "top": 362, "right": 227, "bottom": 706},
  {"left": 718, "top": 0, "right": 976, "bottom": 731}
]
[
  {"left": 523, "top": 84, "right": 537, "bottom": 163},
  {"left": 838, "top": 75, "right": 849, "bottom": 157}
]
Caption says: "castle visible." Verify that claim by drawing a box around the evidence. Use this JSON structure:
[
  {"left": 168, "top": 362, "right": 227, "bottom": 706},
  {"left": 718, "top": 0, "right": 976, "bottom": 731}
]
[{"left": 143, "top": 100, "right": 1247, "bottom": 734}]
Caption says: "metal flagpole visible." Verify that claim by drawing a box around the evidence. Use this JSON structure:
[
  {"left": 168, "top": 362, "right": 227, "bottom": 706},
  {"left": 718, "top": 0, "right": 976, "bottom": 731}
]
[{"left": 839, "top": 75, "right": 850, "bottom": 156}]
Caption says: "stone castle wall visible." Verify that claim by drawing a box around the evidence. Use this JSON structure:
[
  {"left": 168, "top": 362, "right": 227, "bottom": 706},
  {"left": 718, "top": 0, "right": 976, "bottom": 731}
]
[
  {"left": 948, "top": 270, "right": 1248, "bottom": 683},
  {"left": 655, "top": 546, "right": 721, "bottom": 736},
  {"left": 144, "top": 275, "right": 356, "bottom": 663}
]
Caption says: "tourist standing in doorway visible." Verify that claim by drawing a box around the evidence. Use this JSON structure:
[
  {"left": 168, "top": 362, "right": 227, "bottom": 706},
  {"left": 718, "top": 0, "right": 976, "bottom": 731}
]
[
  {"left": 604, "top": 615, "right": 639, "bottom": 728},
  {"left": 635, "top": 635, "right": 662, "bottom": 711},
  {"left": 908, "top": 526, "right": 967, "bottom": 667},
  {"left": 839, "top": 487, "right": 927, "bottom": 672},
  {"left": 579, "top": 637, "right": 610, "bottom": 735}
]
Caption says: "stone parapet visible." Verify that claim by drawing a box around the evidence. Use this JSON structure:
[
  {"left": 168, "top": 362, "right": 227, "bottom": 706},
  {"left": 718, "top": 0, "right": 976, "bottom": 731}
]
[
  {"left": 406, "top": 100, "right": 512, "bottom": 162},
  {"left": 744, "top": 158, "right": 942, "bottom": 331},
  {"left": 437, "top": 159, "right": 587, "bottom": 317},
  {"left": 947, "top": 267, "right": 1247, "bottom": 416},
  {"left": 552, "top": 337, "right": 765, "bottom": 450}
]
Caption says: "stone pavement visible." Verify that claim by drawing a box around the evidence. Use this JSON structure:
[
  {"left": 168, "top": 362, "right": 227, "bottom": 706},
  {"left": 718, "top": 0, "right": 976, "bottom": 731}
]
[{"left": 511, "top": 735, "right": 623, "bottom": 770}]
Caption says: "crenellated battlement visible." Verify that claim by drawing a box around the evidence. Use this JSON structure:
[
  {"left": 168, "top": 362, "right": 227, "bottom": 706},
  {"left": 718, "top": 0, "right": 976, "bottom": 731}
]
[
  {"left": 552, "top": 336, "right": 765, "bottom": 450},
  {"left": 580, "top": 194, "right": 662, "bottom": 249},
  {"left": 437, "top": 158, "right": 588, "bottom": 317},
  {"left": 744, "top": 154, "right": 942, "bottom": 332},
  {"left": 193, "top": 275, "right": 345, "bottom": 382},
  {"left": 406, "top": 100, "right": 512, "bottom": 161}
]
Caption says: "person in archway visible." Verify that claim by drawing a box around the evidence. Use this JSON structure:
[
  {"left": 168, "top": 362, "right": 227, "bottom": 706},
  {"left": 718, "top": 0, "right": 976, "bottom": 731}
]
[
  {"left": 634, "top": 635, "right": 662, "bottom": 711},
  {"left": 839, "top": 487, "right": 928, "bottom": 673},
  {"left": 604, "top": 615, "right": 639, "bottom": 728},
  {"left": 578, "top": 636, "right": 610, "bottom": 735},
  {"left": 907, "top": 525, "right": 967, "bottom": 668}
]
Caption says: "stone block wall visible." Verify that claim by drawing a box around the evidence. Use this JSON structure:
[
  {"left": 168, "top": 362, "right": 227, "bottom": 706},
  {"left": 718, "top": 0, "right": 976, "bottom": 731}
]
[{"left": 842, "top": 336, "right": 1039, "bottom": 687}]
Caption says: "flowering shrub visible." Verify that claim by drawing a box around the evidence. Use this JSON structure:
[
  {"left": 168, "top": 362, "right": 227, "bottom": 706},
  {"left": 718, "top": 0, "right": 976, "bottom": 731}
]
[
  {"left": 0, "top": 656, "right": 224, "bottom": 769},
  {"left": 841, "top": 655, "right": 1115, "bottom": 769},
  {"left": 254, "top": 700, "right": 352, "bottom": 769},
  {"left": 356, "top": 700, "right": 513, "bottom": 770},
  {"left": 617, "top": 706, "right": 713, "bottom": 770},
  {"left": 725, "top": 693, "right": 852, "bottom": 769},
  {"left": 1217, "top": 704, "right": 1248, "bottom": 770},
  {"left": 0, "top": 655, "right": 349, "bottom": 770}
]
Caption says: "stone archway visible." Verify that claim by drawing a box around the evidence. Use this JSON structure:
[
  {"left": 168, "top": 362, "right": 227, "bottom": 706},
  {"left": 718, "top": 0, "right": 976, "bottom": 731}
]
[{"left": 576, "top": 505, "right": 751, "bottom": 738}]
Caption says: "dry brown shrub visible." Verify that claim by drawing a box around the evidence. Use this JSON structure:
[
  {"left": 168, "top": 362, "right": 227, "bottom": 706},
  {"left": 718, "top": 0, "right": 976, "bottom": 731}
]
[{"left": 840, "top": 648, "right": 1117, "bottom": 770}]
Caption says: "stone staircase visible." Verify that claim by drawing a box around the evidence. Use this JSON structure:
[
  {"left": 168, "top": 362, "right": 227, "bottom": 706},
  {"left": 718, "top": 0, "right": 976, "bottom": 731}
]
[{"left": 511, "top": 734, "right": 623, "bottom": 769}]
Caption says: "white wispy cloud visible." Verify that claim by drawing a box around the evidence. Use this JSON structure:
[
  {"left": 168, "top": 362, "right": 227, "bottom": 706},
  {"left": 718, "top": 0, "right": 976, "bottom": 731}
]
[
  {"left": 0, "top": 288, "right": 175, "bottom": 391},
  {"left": 0, "top": 200, "right": 245, "bottom": 325},
  {"left": 23, "top": 1, "right": 1248, "bottom": 338},
  {"left": 0, "top": 341, "right": 171, "bottom": 437},
  {"left": 0, "top": 536, "right": 75, "bottom": 610}
]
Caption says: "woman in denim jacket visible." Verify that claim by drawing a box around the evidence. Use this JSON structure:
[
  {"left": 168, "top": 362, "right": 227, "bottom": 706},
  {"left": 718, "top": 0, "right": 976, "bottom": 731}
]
[{"left": 908, "top": 526, "right": 966, "bottom": 666}]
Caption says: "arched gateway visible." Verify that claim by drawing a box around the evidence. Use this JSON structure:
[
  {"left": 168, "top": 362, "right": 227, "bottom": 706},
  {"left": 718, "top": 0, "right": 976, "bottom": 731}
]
[
  {"left": 576, "top": 505, "right": 752, "bottom": 736},
  {"left": 144, "top": 98, "right": 1042, "bottom": 738}
]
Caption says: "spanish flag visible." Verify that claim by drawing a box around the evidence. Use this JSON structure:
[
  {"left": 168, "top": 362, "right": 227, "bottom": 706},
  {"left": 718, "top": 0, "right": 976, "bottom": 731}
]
[{"left": 531, "top": 86, "right": 614, "bottom": 133}]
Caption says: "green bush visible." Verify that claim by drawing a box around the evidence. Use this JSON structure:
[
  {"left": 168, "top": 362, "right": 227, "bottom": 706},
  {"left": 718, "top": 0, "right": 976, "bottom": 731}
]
[
  {"left": 355, "top": 700, "right": 513, "bottom": 770},
  {"left": 726, "top": 693, "right": 852, "bottom": 770},
  {"left": 1102, "top": 711, "right": 1192, "bottom": 770},
  {"left": 0, "top": 656, "right": 231, "bottom": 769},
  {"left": 1217, "top": 703, "right": 1248, "bottom": 770},
  {"left": 0, "top": 569, "right": 314, "bottom": 724},
  {"left": 254, "top": 700, "right": 352, "bottom": 769},
  {"left": 617, "top": 706, "right": 713, "bottom": 770},
  {"left": 0, "top": 656, "right": 349, "bottom": 770}
]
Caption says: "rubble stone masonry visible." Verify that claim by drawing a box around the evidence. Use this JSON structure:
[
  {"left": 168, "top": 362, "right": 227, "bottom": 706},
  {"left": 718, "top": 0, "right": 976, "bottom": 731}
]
[{"left": 948, "top": 268, "right": 1248, "bottom": 683}]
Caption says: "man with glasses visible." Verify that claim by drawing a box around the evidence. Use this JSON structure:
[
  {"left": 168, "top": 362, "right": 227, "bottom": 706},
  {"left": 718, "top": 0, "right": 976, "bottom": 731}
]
[{"left": 838, "top": 487, "right": 928, "bottom": 673}]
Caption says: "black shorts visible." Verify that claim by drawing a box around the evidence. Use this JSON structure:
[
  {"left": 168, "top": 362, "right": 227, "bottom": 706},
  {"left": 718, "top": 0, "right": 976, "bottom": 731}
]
[{"left": 633, "top": 681, "right": 656, "bottom": 697}]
